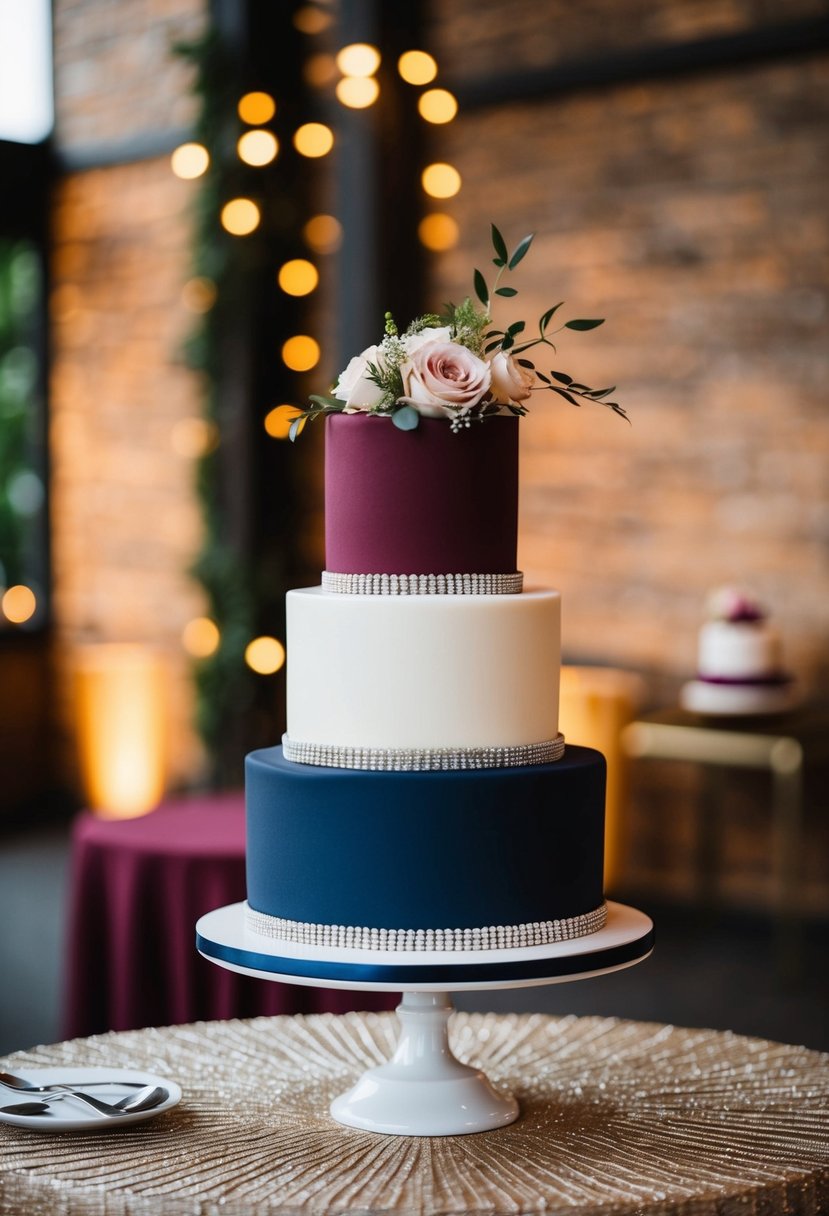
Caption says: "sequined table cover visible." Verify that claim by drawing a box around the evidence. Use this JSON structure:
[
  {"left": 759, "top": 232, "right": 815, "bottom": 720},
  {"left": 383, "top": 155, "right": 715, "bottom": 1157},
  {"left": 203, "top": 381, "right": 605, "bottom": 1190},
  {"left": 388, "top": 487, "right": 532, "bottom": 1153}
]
[{"left": 1, "top": 1012, "right": 827, "bottom": 1216}]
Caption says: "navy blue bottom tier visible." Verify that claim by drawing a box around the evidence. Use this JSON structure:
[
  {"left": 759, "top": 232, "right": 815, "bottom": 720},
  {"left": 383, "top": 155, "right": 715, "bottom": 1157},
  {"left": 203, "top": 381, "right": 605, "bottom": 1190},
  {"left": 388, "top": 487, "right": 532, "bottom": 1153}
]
[{"left": 245, "top": 745, "right": 606, "bottom": 933}]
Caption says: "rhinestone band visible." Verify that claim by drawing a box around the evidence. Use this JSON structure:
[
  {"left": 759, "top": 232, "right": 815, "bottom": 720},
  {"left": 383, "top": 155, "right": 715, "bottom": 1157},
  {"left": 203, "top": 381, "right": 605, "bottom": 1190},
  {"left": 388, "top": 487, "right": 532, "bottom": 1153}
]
[
  {"left": 321, "top": 571, "right": 524, "bottom": 596},
  {"left": 282, "top": 732, "right": 565, "bottom": 771},
  {"left": 245, "top": 901, "right": 608, "bottom": 952}
]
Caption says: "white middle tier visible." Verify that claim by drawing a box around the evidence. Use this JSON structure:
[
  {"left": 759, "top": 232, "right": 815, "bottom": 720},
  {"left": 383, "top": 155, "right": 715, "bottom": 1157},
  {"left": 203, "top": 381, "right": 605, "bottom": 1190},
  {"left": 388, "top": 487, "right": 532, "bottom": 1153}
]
[{"left": 286, "top": 586, "right": 561, "bottom": 751}]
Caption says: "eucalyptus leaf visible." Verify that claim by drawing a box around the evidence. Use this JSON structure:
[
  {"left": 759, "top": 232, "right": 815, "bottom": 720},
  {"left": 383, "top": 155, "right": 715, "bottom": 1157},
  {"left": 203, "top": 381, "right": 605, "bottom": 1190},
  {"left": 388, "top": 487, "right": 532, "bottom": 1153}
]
[
  {"left": 288, "top": 416, "right": 306, "bottom": 442},
  {"left": 517, "top": 358, "right": 535, "bottom": 369},
  {"left": 552, "top": 387, "right": 581, "bottom": 406},
  {"left": 501, "top": 334, "right": 514, "bottom": 351},
  {"left": 308, "top": 394, "right": 344, "bottom": 409},
  {"left": 495, "top": 286, "right": 518, "bottom": 297},
  {"left": 564, "top": 318, "right": 604, "bottom": 331},
  {"left": 491, "top": 224, "right": 508, "bottom": 262},
  {"left": 484, "top": 339, "right": 503, "bottom": 353},
  {"left": 506, "top": 320, "right": 525, "bottom": 336},
  {"left": 473, "top": 269, "right": 489, "bottom": 307},
  {"left": 551, "top": 371, "right": 572, "bottom": 385},
  {"left": 539, "top": 302, "right": 563, "bottom": 330},
  {"left": 392, "top": 405, "right": 420, "bottom": 431},
  {"left": 536, "top": 372, "right": 551, "bottom": 384},
  {"left": 508, "top": 233, "right": 534, "bottom": 270}
]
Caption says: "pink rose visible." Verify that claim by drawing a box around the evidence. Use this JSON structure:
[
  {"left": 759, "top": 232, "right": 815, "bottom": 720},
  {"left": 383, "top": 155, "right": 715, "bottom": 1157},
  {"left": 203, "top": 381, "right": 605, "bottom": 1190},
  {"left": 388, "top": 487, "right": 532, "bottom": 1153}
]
[
  {"left": 488, "top": 351, "right": 535, "bottom": 405},
  {"left": 400, "top": 340, "right": 491, "bottom": 418}
]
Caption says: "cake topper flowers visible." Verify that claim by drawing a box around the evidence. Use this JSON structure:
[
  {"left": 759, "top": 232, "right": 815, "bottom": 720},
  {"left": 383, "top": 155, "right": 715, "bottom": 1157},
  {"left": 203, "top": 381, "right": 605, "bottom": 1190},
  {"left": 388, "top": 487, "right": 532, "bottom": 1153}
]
[{"left": 290, "top": 224, "right": 626, "bottom": 439}]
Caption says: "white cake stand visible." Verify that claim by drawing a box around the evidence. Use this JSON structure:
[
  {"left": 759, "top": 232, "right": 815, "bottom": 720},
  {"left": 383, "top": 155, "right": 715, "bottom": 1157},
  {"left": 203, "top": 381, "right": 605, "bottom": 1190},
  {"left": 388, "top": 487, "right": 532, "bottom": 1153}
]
[{"left": 197, "top": 900, "right": 653, "bottom": 1137}]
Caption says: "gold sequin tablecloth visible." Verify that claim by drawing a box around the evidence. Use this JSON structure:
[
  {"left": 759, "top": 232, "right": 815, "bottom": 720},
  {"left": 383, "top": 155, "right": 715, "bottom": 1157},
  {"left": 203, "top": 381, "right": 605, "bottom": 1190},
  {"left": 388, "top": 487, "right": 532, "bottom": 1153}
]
[{"left": 1, "top": 1012, "right": 827, "bottom": 1215}]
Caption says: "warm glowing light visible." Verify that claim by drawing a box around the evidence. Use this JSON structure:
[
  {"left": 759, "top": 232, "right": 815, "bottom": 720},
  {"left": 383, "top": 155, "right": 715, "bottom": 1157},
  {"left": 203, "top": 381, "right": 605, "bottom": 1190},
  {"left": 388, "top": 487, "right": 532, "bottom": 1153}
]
[
  {"left": 171, "top": 417, "right": 219, "bottom": 458},
  {"left": 303, "top": 213, "right": 342, "bottom": 254},
  {"left": 237, "top": 129, "right": 278, "bottom": 166},
  {"left": 221, "top": 198, "right": 261, "bottom": 235},
  {"left": 293, "top": 122, "right": 334, "bottom": 158},
  {"left": 336, "top": 76, "right": 379, "bottom": 108},
  {"left": 75, "top": 645, "right": 167, "bottom": 819},
  {"left": 181, "top": 277, "right": 217, "bottom": 313},
  {"left": 418, "top": 212, "right": 459, "bottom": 251},
  {"left": 265, "top": 405, "right": 303, "bottom": 439},
  {"left": 304, "top": 53, "right": 338, "bottom": 88},
  {"left": 278, "top": 259, "right": 319, "bottom": 296},
  {"left": 336, "top": 43, "right": 380, "bottom": 77},
  {"left": 421, "top": 162, "right": 461, "bottom": 198},
  {"left": 418, "top": 87, "right": 457, "bottom": 124},
  {"left": 2, "top": 584, "right": 36, "bottom": 624},
  {"left": 398, "top": 50, "right": 437, "bottom": 85},
  {"left": 294, "top": 5, "right": 332, "bottom": 34},
  {"left": 560, "top": 667, "right": 645, "bottom": 888},
  {"left": 245, "top": 636, "right": 286, "bottom": 675},
  {"left": 282, "top": 335, "right": 320, "bottom": 372},
  {"left": 171, "top": 142, "right": 209, "bottom": 180},
  {"left": 181, "top": 617, "right": 220, "bottom": 658},
  {"left": 238, "top": 92, "right": 275, "bottom": 124}
]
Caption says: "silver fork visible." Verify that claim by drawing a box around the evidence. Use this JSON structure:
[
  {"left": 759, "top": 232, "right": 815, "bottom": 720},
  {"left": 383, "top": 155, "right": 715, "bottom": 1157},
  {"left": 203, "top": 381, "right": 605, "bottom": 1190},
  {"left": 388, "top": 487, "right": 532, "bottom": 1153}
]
[
  {"left": 0, "top": 1070, "right": 146, "bottom": 1095},
  {"left": 0, "top": 1084, "right": 168, "bottom": 1119}
]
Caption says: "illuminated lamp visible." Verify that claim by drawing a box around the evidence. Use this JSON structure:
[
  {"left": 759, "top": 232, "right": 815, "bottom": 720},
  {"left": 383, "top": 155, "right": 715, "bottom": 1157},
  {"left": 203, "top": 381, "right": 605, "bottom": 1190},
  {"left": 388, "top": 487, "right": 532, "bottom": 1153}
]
[
  {"left": 559, "top": 666, "right": 645, "bottom": 889},
  {"left": 75, "top": 645, "right": 167, "bottom": 819}
]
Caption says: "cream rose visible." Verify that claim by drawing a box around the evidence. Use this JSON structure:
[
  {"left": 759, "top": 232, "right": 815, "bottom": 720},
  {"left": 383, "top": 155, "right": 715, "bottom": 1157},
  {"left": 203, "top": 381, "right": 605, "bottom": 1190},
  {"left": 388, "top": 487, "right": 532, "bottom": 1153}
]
[
  {"left": 400, "top": 340, "right": 491, "bottom": 418},
  {"left": 488, "top": 351, "right": 535, "bottom": 405},
  {"left": 401, "top": 325, "right": 452, "bottom": 356},
  {"left": 332, "top": 344, "right": 386, "bottom": 410}
]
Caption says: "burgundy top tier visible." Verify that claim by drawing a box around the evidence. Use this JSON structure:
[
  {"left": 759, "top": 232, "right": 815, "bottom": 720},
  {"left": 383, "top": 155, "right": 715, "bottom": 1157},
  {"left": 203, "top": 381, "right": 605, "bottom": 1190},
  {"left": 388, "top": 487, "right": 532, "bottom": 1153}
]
[{"left": 325, "top": 414, "right": 519, "bottom": 577}]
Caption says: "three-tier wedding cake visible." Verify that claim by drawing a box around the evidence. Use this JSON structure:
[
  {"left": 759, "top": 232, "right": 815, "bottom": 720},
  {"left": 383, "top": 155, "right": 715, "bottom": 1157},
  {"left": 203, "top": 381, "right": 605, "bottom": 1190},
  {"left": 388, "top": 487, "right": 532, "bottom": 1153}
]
[
  {"left": 243, "top": 227, "right": 626, "bottom": 957},
  {"left": 245, "top": 415, "right": 608, "bottom": 953}
]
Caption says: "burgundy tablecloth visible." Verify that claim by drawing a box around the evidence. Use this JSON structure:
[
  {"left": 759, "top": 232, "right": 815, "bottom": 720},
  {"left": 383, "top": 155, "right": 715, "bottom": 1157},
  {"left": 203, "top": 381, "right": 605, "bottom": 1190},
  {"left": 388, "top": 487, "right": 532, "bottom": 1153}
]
[{"left": 63, "top": 794, "right": 395, "bottom": 1038}]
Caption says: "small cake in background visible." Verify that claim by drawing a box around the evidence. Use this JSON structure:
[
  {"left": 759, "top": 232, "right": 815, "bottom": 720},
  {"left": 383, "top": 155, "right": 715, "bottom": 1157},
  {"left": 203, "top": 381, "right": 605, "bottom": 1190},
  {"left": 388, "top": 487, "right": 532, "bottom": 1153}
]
[{"left": 680, "top": 587, "right": 797, "bottom": 716}]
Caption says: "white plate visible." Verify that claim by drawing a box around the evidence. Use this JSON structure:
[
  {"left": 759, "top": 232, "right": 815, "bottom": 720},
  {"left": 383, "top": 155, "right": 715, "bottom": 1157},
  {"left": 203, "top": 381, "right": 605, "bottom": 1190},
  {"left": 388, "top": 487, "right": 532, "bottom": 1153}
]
[{"left": 0, "top": 1068, "right": 182, "bottom": 1131}]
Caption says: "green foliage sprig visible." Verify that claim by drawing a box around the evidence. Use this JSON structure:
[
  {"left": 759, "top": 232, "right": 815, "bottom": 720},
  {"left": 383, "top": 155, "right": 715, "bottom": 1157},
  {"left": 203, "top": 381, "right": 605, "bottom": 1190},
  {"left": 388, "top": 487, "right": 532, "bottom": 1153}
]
[
  {"left": 476, "top": 224, "right": 627, "bottom": 420},
  {"left": 290, "top": 223, "right": 626, "bottom": 439}
]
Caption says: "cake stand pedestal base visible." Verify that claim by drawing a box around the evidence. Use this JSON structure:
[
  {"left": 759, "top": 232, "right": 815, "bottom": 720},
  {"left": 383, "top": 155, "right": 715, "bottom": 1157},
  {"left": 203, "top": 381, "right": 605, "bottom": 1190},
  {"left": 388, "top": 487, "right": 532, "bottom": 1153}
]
[
  {"left": 330, "top": 990, "right": 518, "bottom": 1135},
  {"left": 196, "top": 900, "right": 654, "bottom": 1137}
]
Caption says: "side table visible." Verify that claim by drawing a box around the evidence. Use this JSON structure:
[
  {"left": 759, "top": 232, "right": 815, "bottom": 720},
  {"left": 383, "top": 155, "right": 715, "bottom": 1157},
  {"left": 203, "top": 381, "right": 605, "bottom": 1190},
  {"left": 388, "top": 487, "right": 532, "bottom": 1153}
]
[
  {"left": 622, "top": 705, "right": 829, "bottom": 950},
  {"left": 63, "top": 794, "right": 395, "bottom": 1038},
  {"left": 1, "top": 1012, "right": 827, "bottom": 1214}
]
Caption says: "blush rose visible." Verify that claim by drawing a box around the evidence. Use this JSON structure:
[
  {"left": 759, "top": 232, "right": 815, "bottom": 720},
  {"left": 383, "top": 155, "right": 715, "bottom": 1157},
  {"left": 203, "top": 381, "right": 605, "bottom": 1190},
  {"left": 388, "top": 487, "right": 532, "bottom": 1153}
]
[
  {"left": 400, "top": 340, "right": 491, "bottom": 418},
  {"left": 488, "top": 351, "right": 535, "bottom": 405}
]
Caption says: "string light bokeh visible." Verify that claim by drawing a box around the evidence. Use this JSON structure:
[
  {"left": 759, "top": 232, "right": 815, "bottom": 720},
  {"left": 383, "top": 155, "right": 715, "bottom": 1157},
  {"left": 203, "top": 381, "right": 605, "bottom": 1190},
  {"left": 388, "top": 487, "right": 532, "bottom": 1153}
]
[{"left": 169, "top": 26, "right": 464, "bottom": 715}]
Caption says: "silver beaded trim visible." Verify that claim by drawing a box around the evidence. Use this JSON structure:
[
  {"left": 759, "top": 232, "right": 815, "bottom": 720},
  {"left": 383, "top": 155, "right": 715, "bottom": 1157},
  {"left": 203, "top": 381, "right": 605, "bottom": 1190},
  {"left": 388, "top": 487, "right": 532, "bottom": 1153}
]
[
  {"left": 282, "top": 732, "right": 565, "bottom": 771},
  {"left": 321, "top": 571, "right": 524, "bottom": 596},
  {"left": 245, "top": 901, "right": 608, "bottom": 952}
]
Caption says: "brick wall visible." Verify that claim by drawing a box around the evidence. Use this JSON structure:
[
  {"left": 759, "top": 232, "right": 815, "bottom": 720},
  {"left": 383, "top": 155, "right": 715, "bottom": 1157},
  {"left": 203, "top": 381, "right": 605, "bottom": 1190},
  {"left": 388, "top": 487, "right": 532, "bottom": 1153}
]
[
  {"left": 426, "top": 6, "right": 829, "bottom": 693},
  {"left": 51, "top": 0, "right": 207, "bottom": 790}
]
